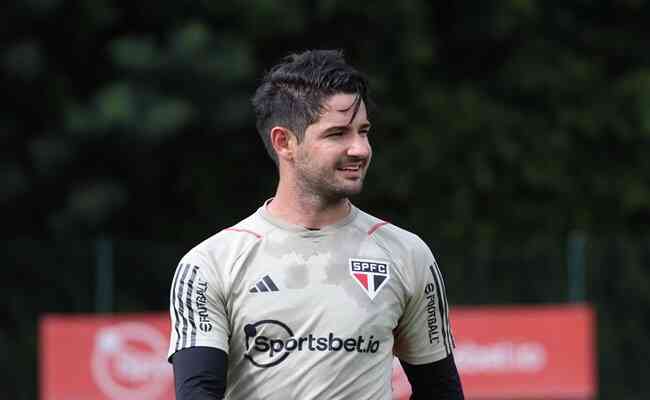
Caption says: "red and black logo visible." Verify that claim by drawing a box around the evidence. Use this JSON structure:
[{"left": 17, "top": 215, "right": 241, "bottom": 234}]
[{"left": 349, "top": 258, "right": 390, "bottom": 300}]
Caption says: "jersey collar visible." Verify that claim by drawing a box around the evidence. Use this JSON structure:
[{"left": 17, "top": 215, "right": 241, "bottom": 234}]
[{"left": 258, "top": 198, "right": 359, "bottom": 234}]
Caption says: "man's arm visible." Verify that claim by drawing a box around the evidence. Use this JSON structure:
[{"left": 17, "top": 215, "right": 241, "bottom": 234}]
[
  {"left": 401, "top": 354, "right": 464, "bottom": 400},
  {"left": 172, "top": 346, "right": 228, "bottom": 400},
  {"left": 168, "top": 255, "right": 231, "bottom": 399},
  {"left": 393, "top": 235, "right": 465, "bottom": 398}
]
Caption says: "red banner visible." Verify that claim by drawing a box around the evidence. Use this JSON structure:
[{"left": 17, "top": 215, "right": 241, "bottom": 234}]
[
  {"left": 40, "top": 305, "right": 595, "bottom": 400},
  {"left": 39, "top": 314, "right": 174, "bottom": 400},
  {"left": 452, "top": 304, "right": 596, "bottom": 399}
]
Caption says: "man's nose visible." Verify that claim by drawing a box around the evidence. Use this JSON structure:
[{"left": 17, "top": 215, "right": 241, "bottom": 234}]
[{"left": 347, "top": 133, "right": 371, "bottom": 158}]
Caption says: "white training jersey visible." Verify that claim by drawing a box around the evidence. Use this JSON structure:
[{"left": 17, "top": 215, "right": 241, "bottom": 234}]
[{"left": 168, "top": 202, "right": 455, "bottom": 400}]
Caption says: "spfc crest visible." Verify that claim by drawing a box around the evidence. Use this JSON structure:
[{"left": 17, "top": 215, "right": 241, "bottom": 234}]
[{"left": 349, "top": 258, "right": 390, "bottom": 300}]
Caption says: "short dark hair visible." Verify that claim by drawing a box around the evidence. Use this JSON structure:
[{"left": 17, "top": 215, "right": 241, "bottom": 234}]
[{"left": 252, "top": 49, "right": 369, "bottom": 163}]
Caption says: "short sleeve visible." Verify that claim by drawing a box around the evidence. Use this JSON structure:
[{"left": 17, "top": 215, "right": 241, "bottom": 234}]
[
  {"left": 394, "top": 240, "right": 455, "bottom": 365},
  {"left": 167, "top": 252, "right": 230, "bottom": 361}
]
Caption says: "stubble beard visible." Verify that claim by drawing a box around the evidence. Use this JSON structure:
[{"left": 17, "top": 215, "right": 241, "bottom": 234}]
[{"left": 295, "top": 164, "right": 366, "bottom": 204}]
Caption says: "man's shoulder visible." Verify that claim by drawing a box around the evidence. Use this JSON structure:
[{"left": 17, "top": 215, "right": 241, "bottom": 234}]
[
  {"left": 355, "top": 209, "right": 437, "bottom": 276},
  {"left": 355, "top": 208, "right": 424, "bottom": 247},
  {"left": 180, "top": 209, "right": 268, "bottom": 265}
]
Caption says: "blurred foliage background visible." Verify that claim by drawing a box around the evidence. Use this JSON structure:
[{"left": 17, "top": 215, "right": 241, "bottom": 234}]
[{"left": 2, "top": 0, "right": 650, "bottom": 398}]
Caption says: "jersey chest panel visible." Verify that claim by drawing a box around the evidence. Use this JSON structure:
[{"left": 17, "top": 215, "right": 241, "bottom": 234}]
[{"left": 225, "top": 232, "right": 404, "bottom": 373}]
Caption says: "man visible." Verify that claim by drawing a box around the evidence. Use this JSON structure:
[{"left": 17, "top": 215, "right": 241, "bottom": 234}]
[{"left": 169, "top": 49, "right": 464, "bottom": 399}]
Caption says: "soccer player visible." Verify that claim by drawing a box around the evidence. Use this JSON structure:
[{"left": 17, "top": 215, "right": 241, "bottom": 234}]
[{"left": 168, "top": 49, "right": 464, "bottom": 400}]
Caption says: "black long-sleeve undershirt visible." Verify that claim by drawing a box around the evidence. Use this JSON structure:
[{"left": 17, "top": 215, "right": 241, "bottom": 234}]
[
  {"left": 172, "top": 347, "right": 227, "bottom": 400},
  {"left": 172, "top": 347, "right": 463, "bottom": 400},
  {"left": 401, "top": 354, "right": 465, "bottom": 400}
]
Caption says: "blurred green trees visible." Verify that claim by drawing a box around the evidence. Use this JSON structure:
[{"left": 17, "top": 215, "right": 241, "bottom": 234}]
[{"left": 2, "top": 0, "right": 650, "bottom": 398}]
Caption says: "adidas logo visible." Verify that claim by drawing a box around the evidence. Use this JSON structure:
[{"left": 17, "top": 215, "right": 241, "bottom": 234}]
[{"left": 249, "top": 275, "right": 279, "bottom": 293}]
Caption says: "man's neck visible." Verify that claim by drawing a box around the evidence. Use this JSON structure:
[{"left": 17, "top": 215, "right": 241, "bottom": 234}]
[{"left": 266, "top": 188, "right": 351, "bottom": 229}]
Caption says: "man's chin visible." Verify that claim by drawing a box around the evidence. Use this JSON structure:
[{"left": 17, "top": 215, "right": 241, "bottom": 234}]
[
  {"left": 336, "top": 182, "right": 365, "bottom": 197},
  {"left": 316, "top": 183, "right": 363, "bottom": 201}
]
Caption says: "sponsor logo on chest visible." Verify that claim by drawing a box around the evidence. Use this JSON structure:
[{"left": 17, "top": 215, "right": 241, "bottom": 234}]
[
  {"left": 349, "top": 258, "right": 390, "bottom": 300},
  {"left": 243, "top": 320, "right": 380, "bottom": 368}
]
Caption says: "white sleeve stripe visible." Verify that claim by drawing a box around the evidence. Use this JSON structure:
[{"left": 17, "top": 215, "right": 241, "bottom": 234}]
[
  {"left": 436, "top": 264, "right": 455, "bottom": 349},
  {"left": 437, "top": 263, "right": 454, "bottom": 350},
  {"left": 435, "top": 262, "right": 455, "bottom": 351},
  {"left": 436, "top": 272, "right": 456, "bottom": 349},
  {"left": 430, "top": 264, "right": 452, "bottom": 355},
  {"left": 429, "top": 264, "right": 451, "bottom": 355},
  {"left": 186, "top": 265, "right": 200, "bottom": 347},
  {"left": 170, "top": 263, "right": 185, "bottom": 351},
  {"left": 173, "top": 264, "right": 192, "bottom": 351}
]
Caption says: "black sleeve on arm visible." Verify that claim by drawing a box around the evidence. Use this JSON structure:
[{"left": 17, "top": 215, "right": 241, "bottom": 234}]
[
  {"left": 401, "top": 354, "right": 464, "bottom": 400},
  {"left": 172, "top": 346, "right": 228, "bottom": 400}
]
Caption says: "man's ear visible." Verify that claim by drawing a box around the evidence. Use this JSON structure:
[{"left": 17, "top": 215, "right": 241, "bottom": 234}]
[{"left": 270, "top": 126, "right": 297, "bottom": 161}]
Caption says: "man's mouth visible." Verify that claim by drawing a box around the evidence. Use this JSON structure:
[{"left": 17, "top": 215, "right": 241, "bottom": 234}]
[
  {"left": 338, "top": 165, "right": 362, "bottom": 172},
  {"left": 337, "top": 159, "right": 367, "bottom": 171}
]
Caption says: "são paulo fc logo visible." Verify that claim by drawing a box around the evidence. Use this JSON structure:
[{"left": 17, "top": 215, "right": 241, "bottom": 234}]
[
  {"left": 243, "top": 320, "right": 380, "bottom": 368},
  {"left": 349, "top": 258, "right": 390, "bottom": 300}
]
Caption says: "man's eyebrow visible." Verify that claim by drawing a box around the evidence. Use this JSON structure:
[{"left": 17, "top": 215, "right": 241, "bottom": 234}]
[
  {"left": 323, "top": 125, "right": 349, "bottom": 133},
  {"left": 323, "top": 122, "right": 371, "bottom": 133}
]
